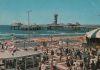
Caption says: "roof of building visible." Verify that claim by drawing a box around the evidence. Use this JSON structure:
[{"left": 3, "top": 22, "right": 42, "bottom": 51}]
[{"left": 0, "top": 49, "right": 41, "bottom": 59}]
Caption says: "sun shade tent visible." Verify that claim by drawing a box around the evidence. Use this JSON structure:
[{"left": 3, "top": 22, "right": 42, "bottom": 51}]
[
  {"left": 85, "top": 28, "right": 100, "bottom": 48},
  {"left": 86, "top": 28, "right": 100, "bottom": 38}
]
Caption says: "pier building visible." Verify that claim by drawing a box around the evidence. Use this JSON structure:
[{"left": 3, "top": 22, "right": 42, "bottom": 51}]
[
  {"left": 20, "top": 24, "right": 41, "bottom": 30},
  {"left": 11, "top": 22, "right": 23, "bottom": 30}
]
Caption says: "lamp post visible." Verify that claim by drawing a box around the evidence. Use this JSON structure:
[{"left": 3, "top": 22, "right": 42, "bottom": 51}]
[{"left": 27, "top": 10, "right": 32, "bottom": 46}]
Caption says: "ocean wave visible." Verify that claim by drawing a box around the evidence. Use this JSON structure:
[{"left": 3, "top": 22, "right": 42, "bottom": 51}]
[
  {"left": 39, "top": 33, "right": 84, "bottom": 36},
  {"left": 59, "top": 33, "right": 66, "bottom": 35},
  {"left": 0, "top": 32, "right": 85, "bottom": 38},
  {"left": 0, "top": 33, "right": 28, "bottom": 36},
  {"left": 14, "top": 34, "right": 29, "bottom": 36}
]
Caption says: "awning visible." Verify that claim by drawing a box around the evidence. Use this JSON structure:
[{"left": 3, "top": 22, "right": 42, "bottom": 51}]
[{"left": 86, "top": 28, "right": 100, "bottom": 38}]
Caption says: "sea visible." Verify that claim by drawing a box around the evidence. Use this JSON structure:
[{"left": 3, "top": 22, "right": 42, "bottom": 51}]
[{"left": 0, "top": 25, "right": 85, "bottom": 39}]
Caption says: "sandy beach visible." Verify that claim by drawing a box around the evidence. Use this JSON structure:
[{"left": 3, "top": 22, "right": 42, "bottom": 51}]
[
  {"left": 32, "top": 35, "right": 86, "bottom": 42},
  {"left": 0, "top": 34, "right": 99, "bottom": 70}
]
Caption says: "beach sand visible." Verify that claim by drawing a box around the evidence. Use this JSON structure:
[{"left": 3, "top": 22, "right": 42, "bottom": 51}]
[{"left": 31, "top": 35, "right": 86, "bottom": 42}]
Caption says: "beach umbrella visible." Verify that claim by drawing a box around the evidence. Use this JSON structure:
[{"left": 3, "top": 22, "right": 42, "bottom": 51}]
[
  {"left": 59, "top": 41, "right": 63, "bottom": 46},
  {"left": 63, "top": 41, "right": 66, "bottom": 45},
  {"left": 9, "top": 45, "right": 16, "bottom": 55}
]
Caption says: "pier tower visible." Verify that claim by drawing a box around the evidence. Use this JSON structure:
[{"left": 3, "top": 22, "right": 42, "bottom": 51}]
[{"left": 54, "top": 14, "right": 58, "bottom": 25}]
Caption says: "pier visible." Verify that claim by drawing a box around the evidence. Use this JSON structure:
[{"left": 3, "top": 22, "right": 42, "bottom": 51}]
[
  {"left": 11, "top": 22, "right": 23, "bottom": 30},
  {"left": 20, "top": 25, "right": 41, "bottom": 30},
  {"left": 11, "top": 14, "right": 100, "bottom": 32},
  {"left": 11, "top": 23, "right": 42, "bottom": 30},
  {"left": 11, "top": 23, "right": 100, "bottom": 32}
]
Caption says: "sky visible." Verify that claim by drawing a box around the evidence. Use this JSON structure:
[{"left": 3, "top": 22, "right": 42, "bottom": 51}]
[{"left": 0, "top": 0, "right": 100, "bottom": 25}]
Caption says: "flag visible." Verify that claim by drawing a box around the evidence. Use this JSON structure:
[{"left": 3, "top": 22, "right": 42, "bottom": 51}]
[{"left": 3, "top": 41, "right": 11, "bottom": 49}]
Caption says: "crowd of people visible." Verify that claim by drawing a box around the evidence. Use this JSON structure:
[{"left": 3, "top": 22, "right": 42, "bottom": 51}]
[
  {"left": 37, "top": 39, "right": 100, "bottom": 70},
  {"left": 0, "top": 36, "right": 99, "bottom": 70}
]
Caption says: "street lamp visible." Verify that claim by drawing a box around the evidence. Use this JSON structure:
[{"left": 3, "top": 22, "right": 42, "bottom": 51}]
[
  {"left": 27, "top": 10, "right": 32, "bottom": 26},
  {"left": 27, "top": 10, "right": 32, "bottom": 46}
]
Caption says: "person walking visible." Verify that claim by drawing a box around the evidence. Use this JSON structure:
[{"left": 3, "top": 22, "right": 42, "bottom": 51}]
[
  {"left": 91, "top": 60, "right": 96, "bottom": 70},
  {"left": 53, "top": 60, "right": 57, "bottom": 70}
]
